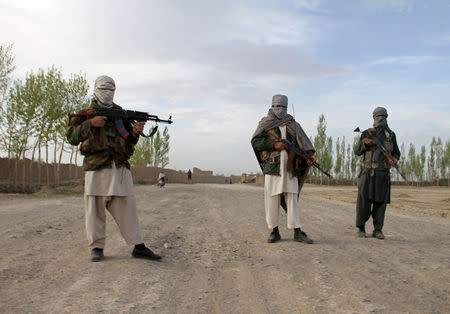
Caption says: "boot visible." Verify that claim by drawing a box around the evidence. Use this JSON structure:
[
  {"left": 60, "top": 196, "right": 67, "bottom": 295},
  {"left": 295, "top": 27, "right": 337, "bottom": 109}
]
[
  {"left": 357, "top": 226, "right": 367, "bottom": 238},
  {"left": 372, "top": 230, "right": 385, "bottom": 240},
  {"left": 294, "top": 228, "right": 313, "bottom": 244},
  {"left": 90, "top": 248, "right": 104, "bottom": 262},
  {"left": 132, "top": 246, "right": 162, "bottom": 260},
  {"left": 267, "top": 227, "right": 281, "bottom": 243}
]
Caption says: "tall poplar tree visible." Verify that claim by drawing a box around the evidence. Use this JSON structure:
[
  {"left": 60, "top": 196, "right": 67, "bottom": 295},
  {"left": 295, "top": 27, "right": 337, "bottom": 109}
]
[
  {"left": 130, "top": 126, "right": 170, "bottom": 168},
  {"left": 0, "top": 43, "right": 15, "bottom": 104},
  {"left": 313, "top": 114, "right": 333, "bottom": 183},
  {"left": 351, "top": 136, "right": 360, "bottom": 182},
  {"left": 444, "top": 140, "right": 450, "bottom": 186},
  {"left": 427, "top": 137, "right": 437, "bottom": 182},
  {"left": 334, "top": 137, "right": 342, "bottom": 179}
]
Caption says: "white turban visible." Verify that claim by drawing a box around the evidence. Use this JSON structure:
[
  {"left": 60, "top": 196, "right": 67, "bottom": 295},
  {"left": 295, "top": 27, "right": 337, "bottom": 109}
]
[{"left": 94, "top": 75, "right": 115, "bottom": 107}]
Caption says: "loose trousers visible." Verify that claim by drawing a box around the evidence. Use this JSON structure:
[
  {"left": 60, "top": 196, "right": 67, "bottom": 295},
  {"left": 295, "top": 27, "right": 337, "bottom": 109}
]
[
  {"left": 264, "top": 191, "right": 301, "bottom": 229},
  {"left": 84, "top": 195, "right": 144, "bottom": 249},
  {"left": 356, "top": 170, "right": 389, "bottom": 231},
  {"left": 356, "top": 196, "right": 387, "bottom": 231}
]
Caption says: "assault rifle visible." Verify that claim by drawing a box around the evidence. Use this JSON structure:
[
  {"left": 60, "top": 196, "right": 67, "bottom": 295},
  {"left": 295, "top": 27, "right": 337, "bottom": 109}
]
[
  {"left": 280, "top": 139, "right": 333, "bottom": 178},
  {"left": 68, "top": 108, "right": 173, "bottom": 137},
  {"left": 354, "top": 127, "right": 408, "bottom": 182}
]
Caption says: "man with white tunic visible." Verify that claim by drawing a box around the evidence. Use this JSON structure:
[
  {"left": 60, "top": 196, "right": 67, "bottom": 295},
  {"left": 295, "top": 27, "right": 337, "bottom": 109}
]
[
  {"left": 251, "top": 94, "right": 315, "bottom": 244},
  {"left": 67, "top": 75, "right": 161, "bottom": 262}
]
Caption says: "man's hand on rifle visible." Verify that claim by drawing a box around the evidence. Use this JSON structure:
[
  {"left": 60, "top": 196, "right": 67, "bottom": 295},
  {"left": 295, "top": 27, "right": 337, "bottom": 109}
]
[
  {"left": 388, "top": 157, "right": 398, "bottom": 167},
  {"left": 274, "top": 141, "right": 288, "bottom": 151},
  {"left": 90, "top": 116, "right": 107, "bottom": 128},
  {"left": 132, "top": 121, "right": 146, "bottom": 135},
  {"left": 307, "top": 155, "right": 317, "bottom": 166},
  {"left": 363, "top": 138, "right": 376, "bottom": 146}
]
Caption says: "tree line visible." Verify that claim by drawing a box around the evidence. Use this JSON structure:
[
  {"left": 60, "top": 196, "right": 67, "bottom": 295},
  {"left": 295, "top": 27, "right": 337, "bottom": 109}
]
[
  {"left": 1, "top": 43, "right": 448, "bottom": 188},
  {"left": 312, "top": 114, "right": 450, "bottom": 185},
  {"left": 0, "top": 43, "right": 170, "bottom": 189}
]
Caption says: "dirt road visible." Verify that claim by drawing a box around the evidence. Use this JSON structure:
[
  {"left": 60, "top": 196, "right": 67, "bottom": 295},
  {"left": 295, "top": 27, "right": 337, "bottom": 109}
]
[{"left": 0, "top": 184, "right": 449, "bottom": 313}]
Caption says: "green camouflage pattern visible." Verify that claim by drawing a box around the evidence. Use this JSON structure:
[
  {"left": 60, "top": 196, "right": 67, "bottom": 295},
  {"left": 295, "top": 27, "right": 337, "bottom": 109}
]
[
  {"left": 251, "top": 127, "right": 309, "bottom": 178},
  {"left": 66, "top": 100, "right": 139, "bottom": 171}
]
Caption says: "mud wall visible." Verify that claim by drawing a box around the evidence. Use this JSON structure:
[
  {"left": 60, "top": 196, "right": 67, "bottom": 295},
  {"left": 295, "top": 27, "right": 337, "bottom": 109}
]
[{"left": 0, "top": 158, "right": 241, "bottom": 191}]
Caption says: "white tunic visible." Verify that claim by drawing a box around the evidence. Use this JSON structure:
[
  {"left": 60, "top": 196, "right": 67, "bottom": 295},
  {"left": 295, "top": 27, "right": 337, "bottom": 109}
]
[
  {"left": 265, "top": 125, "right": 299, "bottom": 196},
  {"left": 84, "top": 161, "right": 135, "bottom": 196}
]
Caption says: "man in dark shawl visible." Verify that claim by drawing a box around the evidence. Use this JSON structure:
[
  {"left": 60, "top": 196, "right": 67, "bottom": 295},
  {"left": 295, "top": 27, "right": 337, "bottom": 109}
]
[
  {"left": 355, "top": 107, "right": 401, "bottom": 239},
  {"left": 251, "top": 94, "right": 316, "bottom": 244}
]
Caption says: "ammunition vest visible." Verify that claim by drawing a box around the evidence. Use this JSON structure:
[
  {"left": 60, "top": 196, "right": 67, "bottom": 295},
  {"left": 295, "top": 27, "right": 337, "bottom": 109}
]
[
  {"left": 258, "top": 127, "right": 309, "bottom": 178},
  {"left": 362, "top": 128, "right": 394, "bottom": 170},
  {"left": 260, "top": 129, "right": 281, "bottom": 163}
]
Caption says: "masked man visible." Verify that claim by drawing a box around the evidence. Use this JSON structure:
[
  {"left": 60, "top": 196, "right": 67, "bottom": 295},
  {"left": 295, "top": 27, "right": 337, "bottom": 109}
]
[
  {"left": 67, "top": 75, "right": 161, "bottom": 262},
  {"left": 251, "top": 94, "right": 315, "bottom": 244},
  {"left": 355, "top": 107, "right": 401, "bottom": 239}
]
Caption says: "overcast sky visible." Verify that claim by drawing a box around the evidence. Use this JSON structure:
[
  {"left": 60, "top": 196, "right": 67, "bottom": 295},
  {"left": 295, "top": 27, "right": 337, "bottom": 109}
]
[{"left": 1, "top": 0, "right": 449, "bottom": 175}]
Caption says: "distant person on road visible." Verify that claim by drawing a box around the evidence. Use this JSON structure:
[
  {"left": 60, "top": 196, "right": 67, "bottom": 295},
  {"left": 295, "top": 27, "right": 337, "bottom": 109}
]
[
  {"left": 251, "top": 94, "right": 315, "bottom": 244},
  {"left": 158, "top": 172, "right": 166, "bottom": 188},
  {"left": 355, "top": 107, "right": 401, "bottom": 240},
  {"left": 187, "top": 169, "right": 192, "bottom": 183},
  {"left": 66, "top": 75, "right": 161, "bottom": 262}
]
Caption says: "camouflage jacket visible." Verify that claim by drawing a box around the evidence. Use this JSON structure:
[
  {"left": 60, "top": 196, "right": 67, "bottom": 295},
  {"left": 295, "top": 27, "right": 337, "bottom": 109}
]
[
  {"left": 251, "top": 127, "right": 310, "bottom": 178},
  {"left": 66, "top": 100, "right": 140, "bottom": 171}
]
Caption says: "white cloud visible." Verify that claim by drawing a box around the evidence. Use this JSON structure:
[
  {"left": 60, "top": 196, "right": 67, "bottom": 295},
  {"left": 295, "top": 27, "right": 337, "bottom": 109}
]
[
  {"left": 0, "top": 0, "right": 58, "bottom": 14},
  {"left": 1, "top": 0, "right": 448, "bottom": 175},
  {"left": 425, "top": 34, "right": 450, "bottom": 46},
  {"left": 363, "top": 0, "right": 414, "bottom": 12},
  {"left": 291, "top": 0, "right": 329, "bottom": 13},
  {"left": 369, "top": 55, "right": 439, "bottom": 65},
  {"left": 440, "top": 34, "right": 450, "bottom": 43}
]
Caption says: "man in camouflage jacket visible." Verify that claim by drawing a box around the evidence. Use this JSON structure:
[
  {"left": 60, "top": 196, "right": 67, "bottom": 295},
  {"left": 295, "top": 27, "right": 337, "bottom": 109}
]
[{"left": 67, "top": 75, "right": 161, "bottom": 262}]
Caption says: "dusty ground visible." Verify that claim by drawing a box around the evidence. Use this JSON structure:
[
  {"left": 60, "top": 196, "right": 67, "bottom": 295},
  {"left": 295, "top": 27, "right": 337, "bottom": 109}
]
[{"left": 0, "top": 183, "right": 448, "bottom": 313}]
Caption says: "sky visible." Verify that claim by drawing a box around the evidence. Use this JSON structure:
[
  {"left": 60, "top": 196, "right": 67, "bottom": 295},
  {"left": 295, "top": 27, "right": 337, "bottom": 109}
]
[{"left": 0, "top": 0, "right": 449, "bottom": 175}]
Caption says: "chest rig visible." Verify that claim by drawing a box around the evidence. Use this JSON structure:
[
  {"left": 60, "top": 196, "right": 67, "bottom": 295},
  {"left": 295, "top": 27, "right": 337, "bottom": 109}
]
[
  {"left": 260, "top": 128, "right": 282, "bottom": 162},
  {"left": 362, "top": 128, "right": 394, "bottom": 169}
]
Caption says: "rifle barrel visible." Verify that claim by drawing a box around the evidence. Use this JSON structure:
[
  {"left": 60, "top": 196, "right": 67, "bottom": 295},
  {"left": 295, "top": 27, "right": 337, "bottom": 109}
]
[{"left": 68, "top": 109, "right": 173, "bottom": 124}]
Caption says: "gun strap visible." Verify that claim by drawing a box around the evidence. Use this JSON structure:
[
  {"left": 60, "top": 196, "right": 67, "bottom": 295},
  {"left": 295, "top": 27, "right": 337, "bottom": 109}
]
[{"left": 115, "top": 119, "right": 130, "bottom": 139}]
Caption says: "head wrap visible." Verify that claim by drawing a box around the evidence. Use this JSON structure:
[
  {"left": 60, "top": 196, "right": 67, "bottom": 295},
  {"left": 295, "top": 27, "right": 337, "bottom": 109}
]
[
  {"left": 269, "top": 94, "right": 288, "bottom": 119},
  {"left": 372, "top": 106, "right": 389, "bottom": 129},
  {"left": 94, "top": 75, "right": 115, "bottom": 108}
]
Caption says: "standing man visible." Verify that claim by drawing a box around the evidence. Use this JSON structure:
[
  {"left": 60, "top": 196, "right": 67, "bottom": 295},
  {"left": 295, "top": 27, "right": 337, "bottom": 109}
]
[
  {"left": 67, "top": 75, "right": 161, "bottom": 262},
  {"left": 158, "top": 172, "right": 166, "bottom": 188},
  {"left": 251, "top": 94, "right": 315, "bottom": 244},
  {"left": 187, "top": 169, "right": 192, "bottom": 183},
  {"left": 355, "top": 107, "right": 401, "bottom": 239}
]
